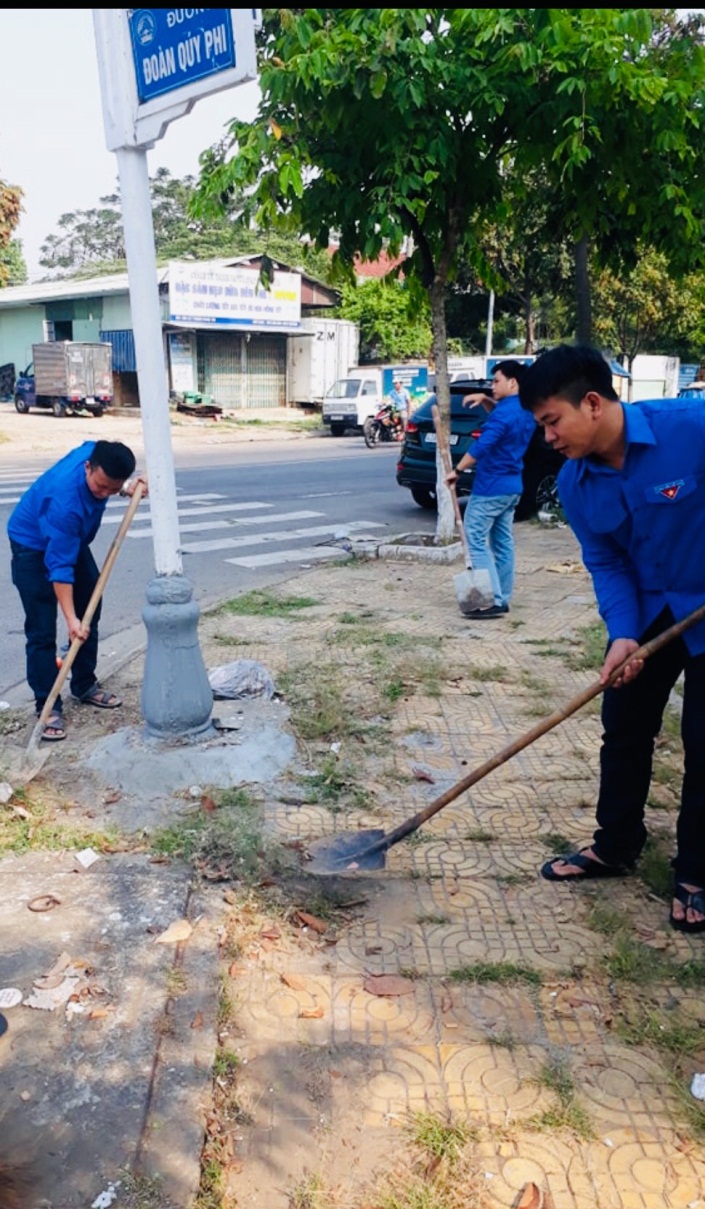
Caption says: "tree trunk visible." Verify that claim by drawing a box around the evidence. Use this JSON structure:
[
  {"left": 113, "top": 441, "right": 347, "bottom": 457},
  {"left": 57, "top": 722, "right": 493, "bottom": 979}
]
[
  {"left": 574, "top": 235, "right": 592, "bottom": 345},
  {"left": 523, "top": 294, "right": 536, "bottom": 354},
  {"left": 429, "top": 274, "right": 455, "bottom": 543}
]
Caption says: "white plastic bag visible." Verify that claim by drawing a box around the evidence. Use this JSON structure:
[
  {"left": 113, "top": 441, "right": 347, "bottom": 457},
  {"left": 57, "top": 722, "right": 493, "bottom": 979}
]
[{"left": 208, "top": 659, "right": 275, "bottom": 700}]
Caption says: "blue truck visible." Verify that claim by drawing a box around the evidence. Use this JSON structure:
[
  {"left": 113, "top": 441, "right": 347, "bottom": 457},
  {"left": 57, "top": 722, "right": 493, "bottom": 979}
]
[{"left": 15, "top": 342, "right": 113, "bottom": 418}]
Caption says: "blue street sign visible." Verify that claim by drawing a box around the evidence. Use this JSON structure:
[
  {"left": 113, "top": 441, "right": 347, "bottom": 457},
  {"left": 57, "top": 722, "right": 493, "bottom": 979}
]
[{"left": 129, "top": 9, "right": 236, "bottom": 104}]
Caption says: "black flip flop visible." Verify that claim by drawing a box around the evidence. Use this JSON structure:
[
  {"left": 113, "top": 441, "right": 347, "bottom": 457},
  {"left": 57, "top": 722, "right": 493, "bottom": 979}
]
[
  {"left": 541, "top": 850, "right": 626, "bottom": 882},
  {"left": 670, "top": 884, "right": 705, "bottom": 934},
  {"left": 79, "top": 687, "right": 122, "bottom": 710}
]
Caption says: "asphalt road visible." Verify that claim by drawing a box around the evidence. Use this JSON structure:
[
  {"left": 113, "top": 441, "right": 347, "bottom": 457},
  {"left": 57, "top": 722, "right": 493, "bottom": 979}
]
[{"left": 0, "top": 434, "right": 435, "bottom": 703}]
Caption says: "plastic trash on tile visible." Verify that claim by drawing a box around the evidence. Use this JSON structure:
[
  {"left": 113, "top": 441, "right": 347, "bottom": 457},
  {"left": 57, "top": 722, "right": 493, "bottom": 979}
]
[{"left": 208, "top": 659, "right": 275, "bottom": 701}]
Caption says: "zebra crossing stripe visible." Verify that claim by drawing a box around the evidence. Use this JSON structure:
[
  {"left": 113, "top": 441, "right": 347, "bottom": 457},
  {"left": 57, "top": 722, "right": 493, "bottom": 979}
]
[
  {"left": 181, "top": 520, "right": 385, "bottom": 554},
  {"left": 225, "top": 546, "right": 351, "bottom": 568},
  {"left": 125, "top": 508, "right": 324, "bottom": 535},
  {"left": 103, "top": 500, "right": 274, "bottom": 525}
]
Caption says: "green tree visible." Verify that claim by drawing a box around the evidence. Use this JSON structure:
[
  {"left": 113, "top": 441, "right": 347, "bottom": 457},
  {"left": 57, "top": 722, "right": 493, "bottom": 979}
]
[
  {"left": 0, "top": 178, "right": 23, "bottom": 288},
  {"left": 593, "top": 246, "right": 705, "bottom": 381},
  {"left": 338, "top": 279, "right": 431, "bottom": 362},
  {"left": 195, "top": 8, "right": 516, "bottom": 540},
  {"left": 507, "top": 9, "right": 705, "bottom": 341},
  {"left": 0, "top": 238, "right": 27, "bottom": 286}
]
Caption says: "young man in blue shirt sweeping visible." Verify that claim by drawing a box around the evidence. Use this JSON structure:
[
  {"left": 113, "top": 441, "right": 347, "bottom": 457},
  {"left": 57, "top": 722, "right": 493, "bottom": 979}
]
[
  {"left": 445, "top": 360, "right": 536, "bottom": 619},
  {"left": 8, "top": 440, "right": 144, "bottom": 742},
  {"left": 520, "top": 344, "right": 705, "bottom": 934}
]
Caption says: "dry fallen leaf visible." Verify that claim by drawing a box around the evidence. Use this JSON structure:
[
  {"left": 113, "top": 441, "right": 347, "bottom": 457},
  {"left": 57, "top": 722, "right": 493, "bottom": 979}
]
[
  {"left": 103, "top": 790, "right": 121, "bottom": 805},
  {"left": 201, "top": 794, "right": 217, "bottom": 813},
  {"left": 148, "top": 855, "right": 171, "bottom": 865},
  {"left": 281, "top": 973, "right": 307, "bottom": 991},
  {"left": 154, "top": 919, "right": 193, "bottom": 945},
  {"left": 365, "top": 944, "right": 384, "bottom": 955},
  {"left": 295, "top": 911, "right": 328, "bottom": 934},
  {"left": 412, "top": 767, "right": 435, "bottom": 784},
  {"left": 516, "top": 1184, "right": 542, "bottom": 1209},
  {"left": 260, "top": 929, "right": 281, "bottom": 941},
  {"left": 299, "top": 1006, "right": 324, "bottom": 1019},
  {"left": 191, "top": 1011, "right": 204, "bottom": 1030},
  {"left": 222, "top": 889, "right": 238, "bottom": 905},
  {"left": 228, "top": 963, "right": 245, "bottom": 978},
  {"left": 88, "top": 1007, "right": 110, "bottom": 1020},
  {"left": 363, "top": 974, "right": 416, "bottom": 997},
  {"left": 11, "top": 805, "right": 31, "bottom": 820}
]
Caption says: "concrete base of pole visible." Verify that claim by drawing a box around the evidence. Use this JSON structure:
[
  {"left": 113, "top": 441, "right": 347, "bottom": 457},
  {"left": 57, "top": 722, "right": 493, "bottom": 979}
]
[{"left": 141, "top": 574, "right": 213, "bottom": 737}]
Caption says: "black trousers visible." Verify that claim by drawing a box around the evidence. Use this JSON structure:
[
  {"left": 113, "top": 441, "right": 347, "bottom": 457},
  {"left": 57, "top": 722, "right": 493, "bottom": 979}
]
[
  {"left": 10, "top": 541, "right": 101, "bottom": 713},
  {"left": 593, "top": 608, "right": 705, "bottom": 886}
]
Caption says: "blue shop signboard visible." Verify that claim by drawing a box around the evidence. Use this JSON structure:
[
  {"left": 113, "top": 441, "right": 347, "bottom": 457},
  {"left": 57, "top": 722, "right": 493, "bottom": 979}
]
[{"left": 129, "top": 9, "right": 236, "bottom": 104}]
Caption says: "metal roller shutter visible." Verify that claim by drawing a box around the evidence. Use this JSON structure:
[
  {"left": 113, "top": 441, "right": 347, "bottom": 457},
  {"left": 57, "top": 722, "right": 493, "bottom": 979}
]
[
  {"left": 247, "top": 336, "right": 287, "bottom": 408},
  {"left": 198, "top": 332, "right": 243, "bottom": 408}
]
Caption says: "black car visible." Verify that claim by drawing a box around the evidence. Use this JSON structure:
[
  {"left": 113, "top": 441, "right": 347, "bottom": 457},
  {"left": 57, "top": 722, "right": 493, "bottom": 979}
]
[{"left": 395, "top": 377, "right": 564, "bottom": 521}]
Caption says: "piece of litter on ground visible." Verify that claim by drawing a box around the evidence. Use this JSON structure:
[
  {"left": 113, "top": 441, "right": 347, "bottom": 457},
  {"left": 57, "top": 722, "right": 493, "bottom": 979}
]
[
  {"left": 0, "top": 782, "right": 14, "bottom": 804},
  {"left": 603, "top": 1137, "right": 614, "bottom": 1147},
  {"left": 25, "top": 976, "right": 81, "bottom": 1011},
  {"left": 691, "top": 1072, "right": 705, "bottom": 1101},
  {"left": 154, "top": 918, "right": 193, "bottom": 944},
  {"left": 330, "top": 741, "right": 341, "bottom": 754},
  {"left": 363, "top": 973, "right": 416, "bottom": 997},
  {"left": 212, "top": 715, "right": 243, "bottom": 731},
  {"left": 189, "top": 785, "right": 203, "bottom": 798},
  {"left": 75, "top": 847, "right": 101, "bottom": 869},
  {"left": 92, "top": 1185, "right": 120, "bottom": 1209},
  {"left": 0, "top": 987, "right": 23, "bottom": 1009}
]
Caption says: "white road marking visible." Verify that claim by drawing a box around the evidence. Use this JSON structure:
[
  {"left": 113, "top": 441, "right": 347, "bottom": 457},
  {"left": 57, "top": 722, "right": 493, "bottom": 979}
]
[
  {"left": 181, "top": 520, "right": 385, "bottom": 554},
  {"left": 125, "top": 509, "right": 324, "bottom": 536},
  {"left": 225, "top": 546, "right": 350, "bottom": 568},
  {"left": 104, "top": 500, "right": 273, "bottom": 525}
]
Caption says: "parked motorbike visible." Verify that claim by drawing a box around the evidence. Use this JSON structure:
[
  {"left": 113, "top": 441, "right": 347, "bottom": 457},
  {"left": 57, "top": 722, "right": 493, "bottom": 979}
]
[{"left": 363, "top": 402, "right": 403, "bottom": 448}]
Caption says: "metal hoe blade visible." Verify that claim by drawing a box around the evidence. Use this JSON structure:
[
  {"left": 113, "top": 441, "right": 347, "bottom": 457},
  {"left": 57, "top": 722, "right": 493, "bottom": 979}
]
[{"left": 305, "top": 829, "right": 388, "bottom": 875}]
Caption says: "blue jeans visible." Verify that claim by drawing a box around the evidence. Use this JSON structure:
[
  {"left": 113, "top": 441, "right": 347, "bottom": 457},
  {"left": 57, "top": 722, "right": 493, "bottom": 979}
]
[
  {"left": 10, "top": 541, "right": 101, "bottom": 713},
  {"left": 464, "top": 492, "right": 521, "bottom": 607}
]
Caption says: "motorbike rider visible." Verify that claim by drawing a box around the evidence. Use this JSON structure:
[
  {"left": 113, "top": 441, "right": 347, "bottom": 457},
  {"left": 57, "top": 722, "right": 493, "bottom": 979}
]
[{"left": 388, "top": 377, "right": 412, "bottom": 435}]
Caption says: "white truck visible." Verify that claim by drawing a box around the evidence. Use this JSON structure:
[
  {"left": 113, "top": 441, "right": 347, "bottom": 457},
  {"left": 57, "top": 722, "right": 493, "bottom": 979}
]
[
  {"left": 287, "top": 317, "right": 359, "bottom": 410},
  {"left": 322, "top": 362, "right": 429, "bottom": 436}
]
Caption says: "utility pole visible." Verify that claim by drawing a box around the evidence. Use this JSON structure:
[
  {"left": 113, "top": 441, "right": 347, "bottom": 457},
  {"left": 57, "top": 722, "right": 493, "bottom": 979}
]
[{"left": 485, "top": 290, "right": 495, "bottom": 360}]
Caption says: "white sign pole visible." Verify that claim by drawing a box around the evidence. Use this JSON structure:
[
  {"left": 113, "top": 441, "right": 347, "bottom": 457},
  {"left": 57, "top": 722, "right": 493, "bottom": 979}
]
[
  {"left": 115, "top": 144, "right": 182, "bottom": 577},
  {"left": 93, "top": 7, "right": 258, "bottom": 737}
]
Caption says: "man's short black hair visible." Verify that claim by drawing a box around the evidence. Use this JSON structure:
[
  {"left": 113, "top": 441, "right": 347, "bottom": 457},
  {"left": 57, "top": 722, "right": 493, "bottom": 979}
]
[
  {"left": 519, "top": 345, "right": 619, "bottom": 411},
  {"left": 493, "top": 359, "right": 527, "bottom": 386},
  {"left": 88, "top": 440, "right": 136, "bottom": 482}
]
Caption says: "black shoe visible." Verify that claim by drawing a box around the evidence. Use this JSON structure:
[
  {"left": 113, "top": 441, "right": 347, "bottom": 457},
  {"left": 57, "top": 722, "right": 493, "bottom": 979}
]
[{"left": 464, "top": 604, "right": 508, "bottom": 619}]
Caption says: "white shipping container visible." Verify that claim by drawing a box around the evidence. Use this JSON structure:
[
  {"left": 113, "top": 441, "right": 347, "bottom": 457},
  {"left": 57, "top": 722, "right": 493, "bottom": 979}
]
[
  {"left": 630, "top": 354, "right": 680, "bottom": 401},
  {"left": 287, "top": 318, "right": 360, "bottom": 408}
]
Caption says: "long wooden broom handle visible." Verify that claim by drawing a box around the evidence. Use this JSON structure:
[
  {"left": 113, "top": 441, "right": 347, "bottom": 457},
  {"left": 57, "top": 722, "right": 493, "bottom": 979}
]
[
  {"left": 33, "top": 482, "right": 146, "bottom": 737},
  {"left": 384, "top": 599, "right": 705, "bottom": 848}
]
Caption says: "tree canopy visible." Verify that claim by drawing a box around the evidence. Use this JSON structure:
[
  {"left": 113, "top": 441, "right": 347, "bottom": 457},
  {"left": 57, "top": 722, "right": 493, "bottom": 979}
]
[
  {"left": 195, "top": 7, "right": 705, "bottom": 535},
  {"left": 39, "top": 168, "right": 331, "bottom": 281},
  {"left": 0, "top": 178, "right": 23, "bottom": 288},
  {"left": 338, "top": 279, "right": 432, "bottom": 362}
]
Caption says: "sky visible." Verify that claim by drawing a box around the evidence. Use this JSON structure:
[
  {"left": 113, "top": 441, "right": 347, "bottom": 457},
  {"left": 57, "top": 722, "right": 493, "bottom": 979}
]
[{"left": 0, "top": 9, "right": 261, "bottom": 280}]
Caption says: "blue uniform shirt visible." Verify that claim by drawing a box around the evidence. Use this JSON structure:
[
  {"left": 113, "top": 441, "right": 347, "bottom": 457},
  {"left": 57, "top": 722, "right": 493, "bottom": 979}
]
[
  {"left": 471, "top": 394, "right": 536, "bottom": 496},
  {"left": 558, "top": 398, "right": 705, "bottom": 653},
  {"left": 7, "top": 441, "right": 107, "bottom": 583}
]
